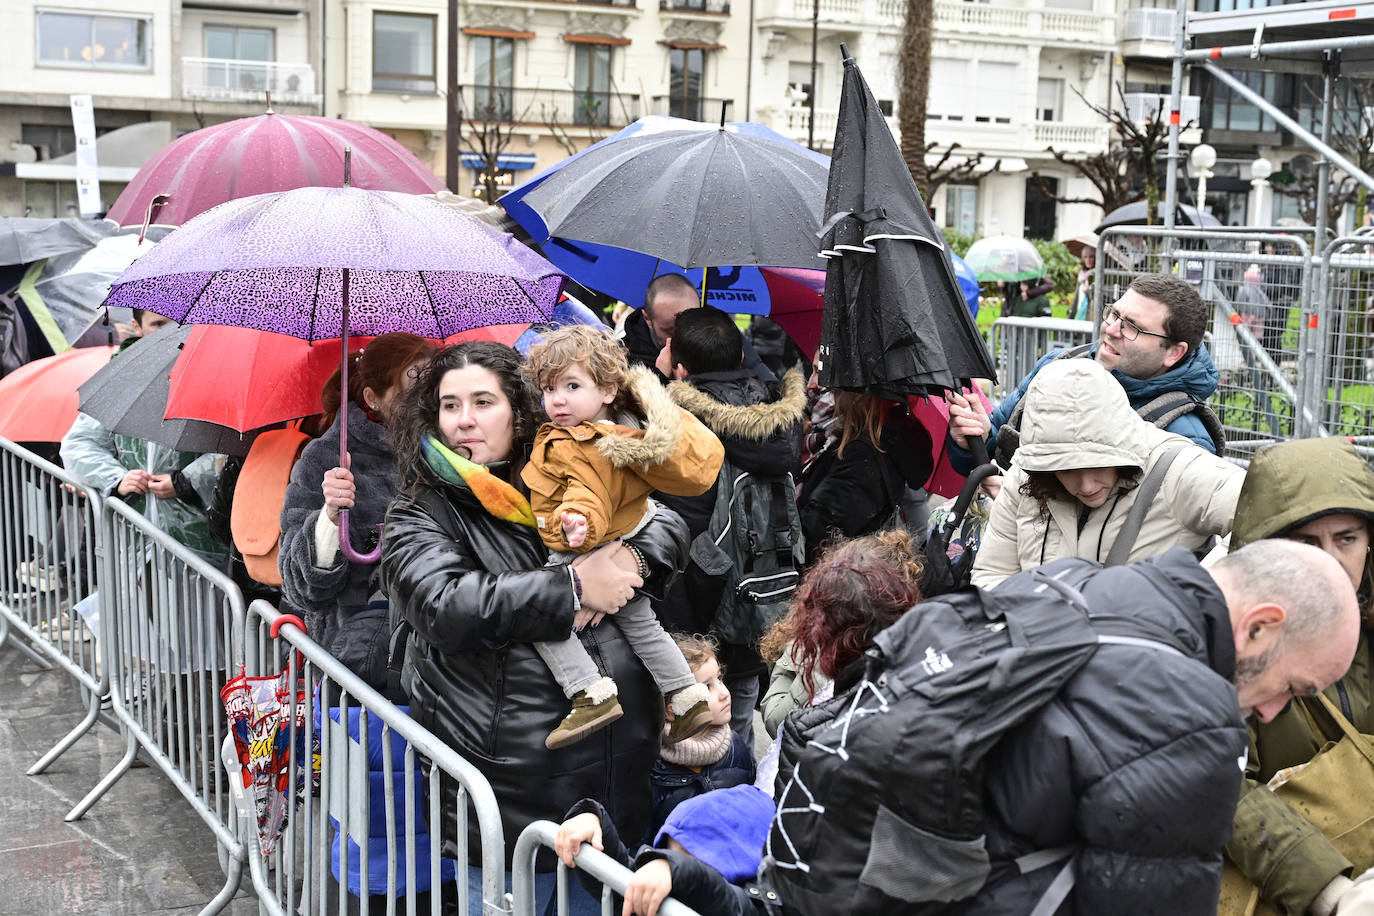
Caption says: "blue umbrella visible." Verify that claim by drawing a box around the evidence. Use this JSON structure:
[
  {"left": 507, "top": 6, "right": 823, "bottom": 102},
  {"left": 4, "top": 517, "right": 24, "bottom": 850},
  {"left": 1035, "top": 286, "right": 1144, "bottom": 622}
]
[
  {"left": 950, "top": 253, "right": 981, "bottom": 319},
  {"left": 500, "top": 116, "right": 829, "bottom": 312}
]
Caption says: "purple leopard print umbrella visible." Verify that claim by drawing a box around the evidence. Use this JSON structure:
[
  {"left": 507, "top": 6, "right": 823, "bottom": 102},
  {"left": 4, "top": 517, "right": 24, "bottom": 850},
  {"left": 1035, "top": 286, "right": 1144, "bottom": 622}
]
[{"left": 107, "top": 182, "right": 566, "bottom": 562}]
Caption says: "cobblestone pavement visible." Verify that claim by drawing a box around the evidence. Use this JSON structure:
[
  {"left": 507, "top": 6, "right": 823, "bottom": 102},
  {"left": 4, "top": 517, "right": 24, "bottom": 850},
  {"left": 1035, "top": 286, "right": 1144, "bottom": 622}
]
[{"left": 0, "top": 634, "right": 260, "bottom": 916}]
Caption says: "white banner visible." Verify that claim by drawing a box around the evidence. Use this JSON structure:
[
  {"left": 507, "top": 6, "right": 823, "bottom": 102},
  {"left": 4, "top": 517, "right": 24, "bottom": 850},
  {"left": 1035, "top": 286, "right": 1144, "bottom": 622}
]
[{"left": 69, "top": 94, "right": 101, "bottom": 216}]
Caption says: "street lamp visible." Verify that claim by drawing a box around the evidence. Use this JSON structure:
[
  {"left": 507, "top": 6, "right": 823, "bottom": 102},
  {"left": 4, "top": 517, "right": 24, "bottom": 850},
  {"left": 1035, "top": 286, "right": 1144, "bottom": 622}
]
[
  {"left": 1190, "top": 143, "right": 1217, "bottom": 218},
  {"left": 1250, "top": 156, "right": 1273, "bottom": 226}
]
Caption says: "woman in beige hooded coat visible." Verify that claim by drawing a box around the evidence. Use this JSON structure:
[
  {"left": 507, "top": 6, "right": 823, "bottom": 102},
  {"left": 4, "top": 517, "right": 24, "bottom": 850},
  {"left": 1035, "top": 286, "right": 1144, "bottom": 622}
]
[{"left": 971, "top": 359, "right": 1243, "bottom": 589}]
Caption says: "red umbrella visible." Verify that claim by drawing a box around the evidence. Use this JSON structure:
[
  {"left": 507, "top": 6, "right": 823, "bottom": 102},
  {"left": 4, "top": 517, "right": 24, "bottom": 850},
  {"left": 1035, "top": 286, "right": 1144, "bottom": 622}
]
[
  {"left": 760, "top": 267, "right": 825, "bottom": 356},
  {"left": 0, "top": 346, "right": 118, "bottom": 442},
  {"left": 106, "top": 112, "right": 444, "bottom": 229},
  {"left": 165, "top": 325, "right": 529, "bottom": 433},
  {"left": 907, "top": 388, "right": 994, "bottom": 499}
]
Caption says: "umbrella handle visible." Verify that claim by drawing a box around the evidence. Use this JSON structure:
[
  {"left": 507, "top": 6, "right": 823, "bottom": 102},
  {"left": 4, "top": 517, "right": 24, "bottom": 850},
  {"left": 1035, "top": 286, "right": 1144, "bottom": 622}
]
[
  {"left": 338, "top": 509, "right": 383, "bottom": 564},
  {"left": 969, "top": 436, "right": 990, "bottom": 468}
]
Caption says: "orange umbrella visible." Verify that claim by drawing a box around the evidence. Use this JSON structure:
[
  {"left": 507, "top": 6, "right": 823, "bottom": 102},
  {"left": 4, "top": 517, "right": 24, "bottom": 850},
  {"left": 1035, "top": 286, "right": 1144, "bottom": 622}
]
[{"left": 0, "top": 346, "right": 117, "bottom": 442}]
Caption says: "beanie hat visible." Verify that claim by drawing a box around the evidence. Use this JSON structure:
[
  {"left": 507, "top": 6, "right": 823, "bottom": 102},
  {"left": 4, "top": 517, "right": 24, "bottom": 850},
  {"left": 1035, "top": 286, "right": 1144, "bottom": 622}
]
[{"left": 653, "top": 785, "right": 775, "bottom": 883}]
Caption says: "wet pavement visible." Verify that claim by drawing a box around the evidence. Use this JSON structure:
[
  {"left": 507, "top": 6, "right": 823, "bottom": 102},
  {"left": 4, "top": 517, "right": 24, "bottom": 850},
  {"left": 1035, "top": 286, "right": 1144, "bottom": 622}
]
[{"left": 0, "top": 637, "right": 260, "bottom": 915}]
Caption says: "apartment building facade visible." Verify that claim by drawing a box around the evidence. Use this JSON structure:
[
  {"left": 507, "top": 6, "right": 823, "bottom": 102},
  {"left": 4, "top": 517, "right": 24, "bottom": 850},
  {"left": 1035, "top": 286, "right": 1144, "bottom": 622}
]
[{"left": 0, "top": 0, "right": 321, "bottom": 218}]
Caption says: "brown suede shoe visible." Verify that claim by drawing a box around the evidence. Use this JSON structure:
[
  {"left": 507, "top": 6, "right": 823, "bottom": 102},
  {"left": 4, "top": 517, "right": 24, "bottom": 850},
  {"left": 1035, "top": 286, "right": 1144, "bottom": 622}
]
[
  {"left": 545, "top": 690, "right": 624, "bottom": 750},
  {"left": 665, "top": 699, "right": 713, "bottom": 744}
]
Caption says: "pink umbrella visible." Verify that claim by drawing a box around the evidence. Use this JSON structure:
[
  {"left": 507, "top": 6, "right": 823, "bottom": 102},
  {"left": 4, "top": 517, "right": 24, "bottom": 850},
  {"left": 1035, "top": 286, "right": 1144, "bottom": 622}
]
[{"left": 106, "top": 111, "right": 443, "bottom": 229}]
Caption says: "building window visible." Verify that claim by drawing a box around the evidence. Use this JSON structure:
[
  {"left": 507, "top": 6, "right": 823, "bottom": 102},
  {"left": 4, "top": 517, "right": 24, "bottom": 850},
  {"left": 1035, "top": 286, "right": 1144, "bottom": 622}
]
[
  {"left": 204, "top": 26, "right": 275, "bottom": 93},
  {"left": 1037, "top": 78, "right": 1062, "bottom": 121},
  {"left": 669, "top": 47, "right": 705, "bottom": 120},
  {"left": 36, "top": 11, "right": 150, "bottom": 70},
  {"left": 22, "top": 124, "right": 76, "bottom": 160},
  {"left": 373, "top": 12, "right": 436, "bottom": 93},
  {"left": 975, "top": 62, "right": 1016, "bottom": 124},
  {"left": 1024, "top": 176, "right": 1058, "bottom": 240},
  {"left": 928, "top": 58, "right": 967, "bottom": 121},
  {"left": 947, "top": 184, "right": 977, "bottom": 237},
  {"left": 574, "top": 45, "right": 613, "bottom": 126},
  {"left": 473, "top": 36, "right": 514, "bottom": 120},
  {"left": 787, "top": 61, "right": 817, "bottom": 107},
  {"left": 1204, "top": 69, "right": 1278, "bottom": 132}
]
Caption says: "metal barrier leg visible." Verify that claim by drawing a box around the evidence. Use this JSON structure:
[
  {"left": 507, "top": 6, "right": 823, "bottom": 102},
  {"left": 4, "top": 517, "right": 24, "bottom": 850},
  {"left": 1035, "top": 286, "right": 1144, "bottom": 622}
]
[
  {"left": 198, "top": 852, "right": 244, "bottom": 916},
  {"left": 27, "top": 687, "right": 101, "bottom": 775},
  {"left": 0, "top": 614, "right": 55, "bottom": 669},
  {"left": 65, "top": 724, "right": 139, "bottom": 821}
]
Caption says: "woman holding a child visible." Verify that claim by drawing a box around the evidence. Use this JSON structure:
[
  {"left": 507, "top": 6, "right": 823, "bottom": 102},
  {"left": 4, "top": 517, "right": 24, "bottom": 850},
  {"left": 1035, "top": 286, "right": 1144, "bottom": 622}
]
[{"left": 379, "top": 340, "right": 698, "bottom": 914}]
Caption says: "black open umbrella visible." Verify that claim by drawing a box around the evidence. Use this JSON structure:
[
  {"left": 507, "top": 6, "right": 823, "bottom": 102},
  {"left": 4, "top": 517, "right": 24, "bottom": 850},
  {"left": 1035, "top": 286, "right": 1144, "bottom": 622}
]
[
  {"left": 1095, "top": 200, "right": 1222, "bottom": 234},
  {"left": 78, "top": 322, "right": 260, "bottom": 457},
  {"left": 518, "top": 121, "right": 828, "bottom": 271},
  {"left": 817, "top": 46, "right": 996, "bottom": 399}
]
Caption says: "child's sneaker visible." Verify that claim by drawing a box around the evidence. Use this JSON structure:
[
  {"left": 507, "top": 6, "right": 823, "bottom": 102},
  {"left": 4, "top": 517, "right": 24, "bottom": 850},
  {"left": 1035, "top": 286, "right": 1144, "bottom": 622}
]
[
  {"left": 546, "top": 677, "right": 623, "bottom": 750},
  {"left": 665, "top": 682, "right": 713, "bottom": 744}
]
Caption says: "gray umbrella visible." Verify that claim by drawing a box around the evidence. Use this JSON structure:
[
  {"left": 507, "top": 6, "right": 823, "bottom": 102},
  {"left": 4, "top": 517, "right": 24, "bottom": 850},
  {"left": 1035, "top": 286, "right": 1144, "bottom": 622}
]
[
  {"left": 0, "top": 217, "right": 112, "bottom": 266},
  {"left": 518, "top": 124, "right": 828, "bottom": 270},
  {"left": 77, "top": 322, "right": 259, "bottom": 457},
  {"left": 1095, "top": 201, "right": 1222, "bottom": 234}
]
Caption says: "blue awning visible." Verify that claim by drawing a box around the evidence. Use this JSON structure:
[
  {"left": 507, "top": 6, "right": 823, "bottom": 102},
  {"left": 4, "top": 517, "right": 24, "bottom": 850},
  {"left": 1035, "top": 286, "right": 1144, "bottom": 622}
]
[{"left": 461, "top": 152, "right": 537, "bottom": 171}]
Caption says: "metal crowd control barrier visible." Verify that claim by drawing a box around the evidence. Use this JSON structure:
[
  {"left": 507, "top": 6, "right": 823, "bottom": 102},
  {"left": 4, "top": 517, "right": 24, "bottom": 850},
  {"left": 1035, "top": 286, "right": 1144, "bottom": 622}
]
[
  {"left": 1095, "top": 226, "right": 1316, "bottom": 461},
  {"left": 242, "top": 600, "right": 509, "bottom": 916},
  {"left": 0, "top": 436, "right": 108, "bottom": 776},
  {"left": 68, "top": 493, "right": 248, "bottom": 914},
  {"left": 1317, "top": 236, "right": 1374, "bottom": 458},
  {"left": 512, "top": 821, "right": 702, "bottom": 916},
  {"left": 987, "top": 317, "right": 1094, "bottom": 401}
]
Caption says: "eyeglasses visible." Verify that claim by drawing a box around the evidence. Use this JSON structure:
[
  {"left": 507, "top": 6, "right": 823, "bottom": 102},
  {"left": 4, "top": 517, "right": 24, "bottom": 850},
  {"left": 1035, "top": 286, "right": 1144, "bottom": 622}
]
[{"left": 1101, "top": 305, "right": 1174, "bottom": 343}]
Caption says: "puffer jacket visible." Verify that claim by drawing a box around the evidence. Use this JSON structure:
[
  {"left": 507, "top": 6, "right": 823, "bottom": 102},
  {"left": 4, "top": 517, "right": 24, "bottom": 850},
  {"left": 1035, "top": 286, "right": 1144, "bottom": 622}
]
[
  {"left": 965, "top": 549, "right": 1248, "bottom": 914},
  {"left": 278, "top": 403, "right": 398, "bottom": 696},
  {"left": 648, "top": 729, "right": 757, "bottom": 842},
  {"left": 971, "top": 360, "right": 1242, "bottom": 589},
  {"left": 654, "top": 368, "right": 806, "bottom": 666},
  {"left": 947, "top": 342, "right": 1222, "bottom": 475},
  {"left": 1225, "top": 437, "right": 1374, "bottom": 916},
  {"left": 798, "top": 403, "right": 933, "bottom": 565},
  {"left": 378, "top": 464, "right": 689, "bottom": 870},
  {"left": 521, "top": 365, "right": 724, "bottom": 552}
]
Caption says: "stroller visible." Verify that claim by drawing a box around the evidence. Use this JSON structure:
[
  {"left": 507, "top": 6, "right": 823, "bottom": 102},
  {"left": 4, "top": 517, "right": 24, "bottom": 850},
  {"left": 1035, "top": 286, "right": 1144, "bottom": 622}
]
[{"left": 922, "top": 437, "right": 1000, "bottom": 597}]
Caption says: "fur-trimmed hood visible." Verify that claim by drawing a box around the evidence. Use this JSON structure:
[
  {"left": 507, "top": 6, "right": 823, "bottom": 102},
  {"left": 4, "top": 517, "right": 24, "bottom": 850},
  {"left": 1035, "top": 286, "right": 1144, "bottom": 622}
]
[
  {"left": 667, "top": 368, "right": 807, "bottom": 442},
  {"left": 597, "top": 364, "right": 690, "bottom": 469}
]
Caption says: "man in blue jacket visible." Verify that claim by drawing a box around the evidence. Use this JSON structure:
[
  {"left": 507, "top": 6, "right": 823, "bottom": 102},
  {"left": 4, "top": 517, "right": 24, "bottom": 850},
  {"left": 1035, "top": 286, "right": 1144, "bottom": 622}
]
[{"left": 948, "top": 273, "right": 1218, "bottom": 474}]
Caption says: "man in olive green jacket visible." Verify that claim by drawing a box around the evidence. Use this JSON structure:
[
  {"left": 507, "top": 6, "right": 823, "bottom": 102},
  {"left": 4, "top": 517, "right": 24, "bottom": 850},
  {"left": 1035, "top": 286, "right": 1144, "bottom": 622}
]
[{"left": 1225, "top": 437, "right": 1374, "bottom": 915}]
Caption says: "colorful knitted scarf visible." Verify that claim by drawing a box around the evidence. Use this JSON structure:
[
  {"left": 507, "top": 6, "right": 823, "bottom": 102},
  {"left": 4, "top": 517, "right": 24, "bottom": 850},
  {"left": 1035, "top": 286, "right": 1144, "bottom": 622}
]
[{"left": 423, "top": 436, "right": 537, "bottom": 529}]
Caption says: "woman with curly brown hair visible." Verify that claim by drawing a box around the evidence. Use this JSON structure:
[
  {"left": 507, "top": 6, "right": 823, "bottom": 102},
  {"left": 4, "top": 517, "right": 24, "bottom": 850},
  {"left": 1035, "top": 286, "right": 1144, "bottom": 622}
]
[
  {"left": 759, "top": 528, "right": 925, "bottom": 738},
  {"left": 970, "top": 358, "right": 1242, "bottom": 589}
]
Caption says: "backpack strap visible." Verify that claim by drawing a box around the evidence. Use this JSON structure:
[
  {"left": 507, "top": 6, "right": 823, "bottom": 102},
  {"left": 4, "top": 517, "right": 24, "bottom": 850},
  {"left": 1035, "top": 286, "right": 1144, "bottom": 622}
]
[
  {"left": 1103, "top": 442, "right": 1188, "bottom": 567},
  {"left": 1135, "top": 391, "right": 1227, "bottom": 455}
]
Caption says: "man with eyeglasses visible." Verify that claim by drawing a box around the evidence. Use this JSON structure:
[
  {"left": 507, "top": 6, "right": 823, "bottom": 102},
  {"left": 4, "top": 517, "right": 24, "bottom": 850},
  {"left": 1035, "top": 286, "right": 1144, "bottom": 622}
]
[{"left": 947, "top": 274, "right": 1220, "bottom": 474}]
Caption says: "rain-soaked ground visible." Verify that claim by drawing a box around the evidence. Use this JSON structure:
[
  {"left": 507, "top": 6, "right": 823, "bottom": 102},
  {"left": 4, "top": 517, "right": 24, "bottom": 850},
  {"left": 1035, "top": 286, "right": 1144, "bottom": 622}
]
[{"left": 0, "top": 636, "right": 259, "bottom": 915}]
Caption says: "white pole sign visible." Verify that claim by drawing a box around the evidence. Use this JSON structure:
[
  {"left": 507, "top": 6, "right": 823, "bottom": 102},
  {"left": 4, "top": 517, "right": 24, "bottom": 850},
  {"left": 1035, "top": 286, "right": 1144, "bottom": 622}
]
[{"left": 69, "top": 94, "right": 101, "bottom": 216}]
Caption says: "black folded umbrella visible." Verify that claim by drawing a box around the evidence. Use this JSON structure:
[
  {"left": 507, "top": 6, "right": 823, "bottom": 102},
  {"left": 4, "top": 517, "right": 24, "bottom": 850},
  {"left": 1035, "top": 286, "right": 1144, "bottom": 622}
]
[
  {"left": 818, "top": 46, "right": 996, "bottom": 399},
  {"left": 78, "top": 323, "right": 260, "bottom": 457}
]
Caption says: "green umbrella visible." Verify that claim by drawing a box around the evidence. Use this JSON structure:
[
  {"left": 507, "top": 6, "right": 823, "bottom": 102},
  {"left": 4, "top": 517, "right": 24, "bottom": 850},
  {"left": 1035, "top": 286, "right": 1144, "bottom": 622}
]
[{"left": 963, "top": 235, "right": 1044, "bottom": 283}]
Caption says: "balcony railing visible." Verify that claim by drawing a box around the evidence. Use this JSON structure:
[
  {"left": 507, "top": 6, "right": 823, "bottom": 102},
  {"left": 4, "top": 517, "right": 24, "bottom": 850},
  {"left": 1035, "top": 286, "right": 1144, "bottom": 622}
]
[
  {"left": 182, "top": 57, "right": 319, "bottom": 103},
  {"left": 651, "top": 96, "right": 735, "bottom": 122},
  {"left": 458, "top": 86, "right": 641, "bottom": 128},
  {"left": 1033, "top": 122, "right": 1110, "bottom": 152},
  {"left": 789, "top": 0, "right": 863, "bottom": 18},
  {"left": 661, "top": 0, "right": 730, "bottom": 12},
  {"left": 1123, "top": 91, "right": 1201, "bottom": 126},
  {"left": 1121, "top": 7, "right": 1174, "bottom": 42}
]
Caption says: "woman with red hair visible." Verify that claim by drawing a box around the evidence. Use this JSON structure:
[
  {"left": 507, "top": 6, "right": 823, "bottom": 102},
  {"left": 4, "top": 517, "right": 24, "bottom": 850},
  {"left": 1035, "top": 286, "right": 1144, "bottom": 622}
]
[{"left": 759, "top": 529, "right": 924, "bottom": 737}]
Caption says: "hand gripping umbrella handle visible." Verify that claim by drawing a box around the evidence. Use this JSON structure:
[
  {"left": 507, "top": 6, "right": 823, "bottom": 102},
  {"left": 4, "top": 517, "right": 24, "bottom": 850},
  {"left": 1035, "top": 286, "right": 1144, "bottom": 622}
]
[{"left": 338, "top": 509, "right": 383, "bottom": 564}]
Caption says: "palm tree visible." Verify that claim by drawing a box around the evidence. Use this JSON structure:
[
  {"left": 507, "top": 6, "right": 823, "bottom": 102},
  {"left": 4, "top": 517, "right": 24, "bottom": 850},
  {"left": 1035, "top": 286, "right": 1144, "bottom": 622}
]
[{"left": 898, "top": 0, "right": 933, "bottom": 193}]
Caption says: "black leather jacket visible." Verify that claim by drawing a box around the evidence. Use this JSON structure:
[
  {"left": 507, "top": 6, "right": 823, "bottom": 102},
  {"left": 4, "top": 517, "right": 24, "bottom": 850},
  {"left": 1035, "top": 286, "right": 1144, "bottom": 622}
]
[{"left": 379, "top": 467, "right": 689, "bottom": 870}]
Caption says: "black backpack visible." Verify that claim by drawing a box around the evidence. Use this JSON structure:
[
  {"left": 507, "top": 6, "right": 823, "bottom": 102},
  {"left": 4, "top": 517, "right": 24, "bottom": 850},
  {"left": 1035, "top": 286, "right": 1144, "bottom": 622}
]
[
  {"left": 688, "top": 457, "right": 805, "bottom": 646},
  {"left": 765, "top": 561, "right": 1188, "bottom": 915},
  {"left": 994, "top": 344, "right": 1225, "bottom": 469}
]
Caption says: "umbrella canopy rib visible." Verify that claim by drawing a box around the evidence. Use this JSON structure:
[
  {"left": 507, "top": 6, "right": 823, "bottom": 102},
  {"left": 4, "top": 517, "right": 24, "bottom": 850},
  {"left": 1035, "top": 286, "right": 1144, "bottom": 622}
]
[{"left": 416, "top": 270, "right": 446, "bottom": 340}]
